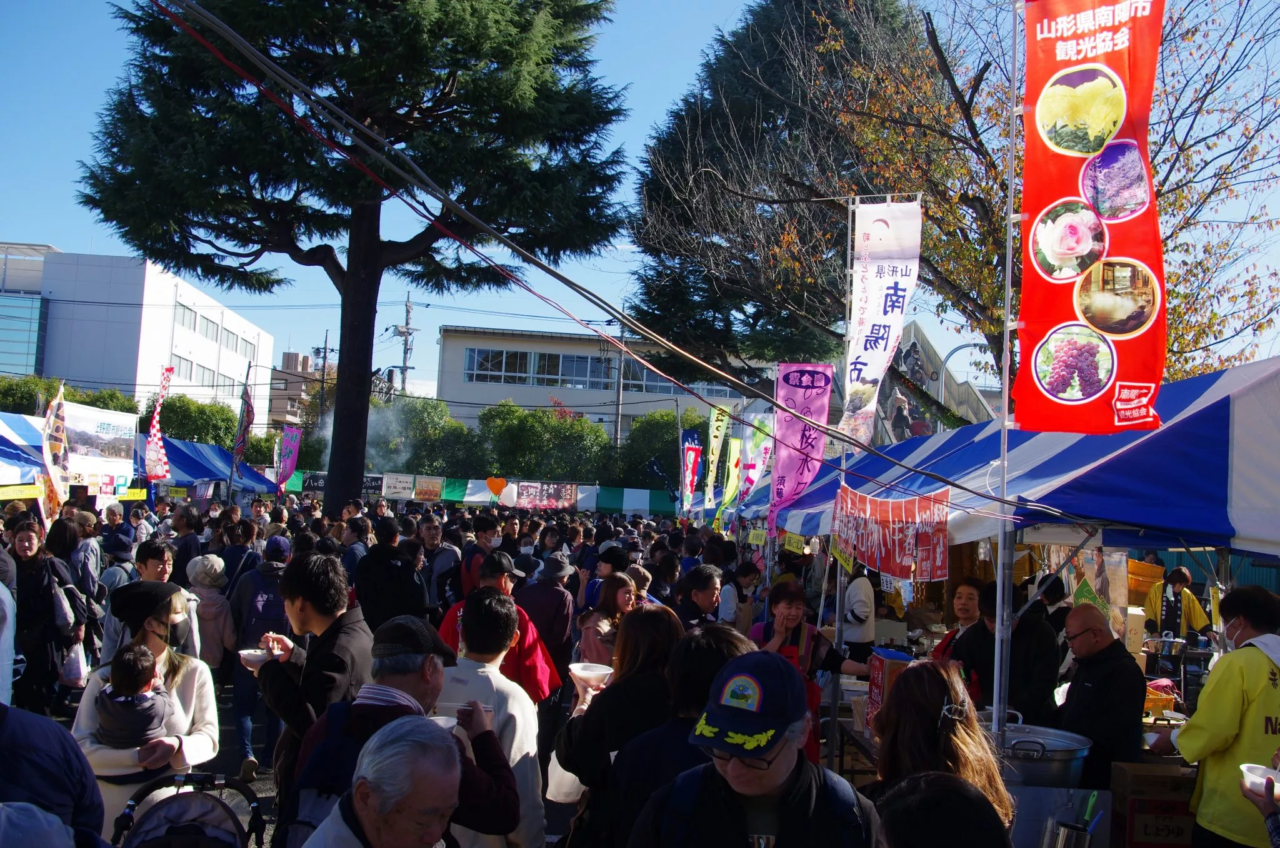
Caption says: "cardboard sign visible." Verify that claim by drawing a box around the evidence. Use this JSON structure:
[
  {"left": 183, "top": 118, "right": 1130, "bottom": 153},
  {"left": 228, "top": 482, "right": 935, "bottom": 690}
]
[
  {"left": 783, "top": 532, "right": 806, "bottom": 554},
  {"left": 1111, "top": 763, "right": 1197, "bottom": 848},
  {"left": 748, "top": 528, "right": 767, "bottom": 546}
]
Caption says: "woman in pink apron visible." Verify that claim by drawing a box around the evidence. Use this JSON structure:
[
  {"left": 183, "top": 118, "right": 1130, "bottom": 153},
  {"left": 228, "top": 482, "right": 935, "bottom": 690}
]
[{"left": 749, "top": 580, "right": 868, "bottom": 762}]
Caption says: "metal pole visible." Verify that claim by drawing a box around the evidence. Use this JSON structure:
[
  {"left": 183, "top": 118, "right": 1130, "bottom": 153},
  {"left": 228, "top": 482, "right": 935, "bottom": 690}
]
[
  {"left": 992, "top": 0, "right": 1022, "bottom": 744},
  {"left": 401, "top": 295, "right": 413, "bottom": 395},
  {"left": 614, "top": 323, "right": 625, "bottom": 447},
  {"left": 939, "top": 342, "right": 983, "bottom": 409},
  {"left": 317, "top": 329, "right": 329, "bottom": 418}
]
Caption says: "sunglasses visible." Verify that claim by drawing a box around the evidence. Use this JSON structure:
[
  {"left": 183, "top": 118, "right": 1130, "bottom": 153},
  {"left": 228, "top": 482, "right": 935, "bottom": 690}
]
[{"left": 698, "top": 743, "right": 788, "bottom": 771}]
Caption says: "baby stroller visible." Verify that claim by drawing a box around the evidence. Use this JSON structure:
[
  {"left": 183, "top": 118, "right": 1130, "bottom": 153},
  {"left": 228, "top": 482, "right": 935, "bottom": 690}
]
[{"left": 110, "top": 772, "right": 267, "bottom": 847}]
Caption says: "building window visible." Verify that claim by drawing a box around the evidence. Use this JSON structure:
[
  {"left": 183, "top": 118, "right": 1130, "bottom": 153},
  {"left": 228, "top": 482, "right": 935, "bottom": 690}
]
[
  {"left": 240, "top": 338, "right": 256, "bottom": 361},
  {"left": 195, "top": 364, "right": 215, "bottom": 387},
  {"left": 170, "top": 354, "right": 193, "bottom": 380},
  {"left": 222, "top": 328, "right": 240, "bottom": 352},
  {"left": 532, "top": 352, "right": 613, "bottom": 390},
  {"left": 175, "top": 303, "right": 196, "bottom": 331},
  {"left": 463, "top": 348, "right": 530, "bottom": 385},
  {"left": 271, "top": 379, "right": 287, "bottom": 392},
  {"left": 198, "top": 316, "right": 219, "bottom": 341},
  {"left": 217, "top": 373, "right": 235, "bottom": 393}
]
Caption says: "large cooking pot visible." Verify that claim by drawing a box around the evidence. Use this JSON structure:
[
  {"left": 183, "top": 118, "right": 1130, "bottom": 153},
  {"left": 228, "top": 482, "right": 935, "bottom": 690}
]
[{"left": 980, "top": 719, "right": 1092, "bottom": 788}]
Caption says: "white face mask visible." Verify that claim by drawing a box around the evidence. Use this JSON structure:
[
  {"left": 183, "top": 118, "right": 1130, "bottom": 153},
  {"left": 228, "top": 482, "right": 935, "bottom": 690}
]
[
  {"left": 520, "top": 546, "right": 536, "bottom": 556},
  {"left": 1225, "top": 618, "right": 1243, "bottom": 651}
]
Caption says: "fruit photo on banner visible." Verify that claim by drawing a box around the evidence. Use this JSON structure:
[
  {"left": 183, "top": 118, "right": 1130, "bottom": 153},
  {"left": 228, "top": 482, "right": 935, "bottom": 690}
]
[{"left": 1012, "top": 0, "right": 1169, "bottom": 433}]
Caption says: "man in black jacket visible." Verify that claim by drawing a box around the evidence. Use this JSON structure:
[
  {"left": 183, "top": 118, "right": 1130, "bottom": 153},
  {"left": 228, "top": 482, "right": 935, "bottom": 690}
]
[
  {"left": 629, "top": 651, "right": 878, "bottom": 848},
  {"left": 355, "top": 516, "right": 429, "bottom": 632},
  {"left": 951, "top": 582, "right": 1059, "bottom": 726},
  {"left": 254, "top": 553, "right": 373, "bottom": 804},
  {"left": 1059, "top": 603, "right": 1146, "bottom": 789}
]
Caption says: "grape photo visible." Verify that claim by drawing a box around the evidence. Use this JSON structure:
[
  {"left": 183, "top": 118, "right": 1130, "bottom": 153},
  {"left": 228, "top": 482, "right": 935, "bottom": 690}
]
[
  {"left": 1034, "top": 324, "right": 1115, "bottom": 403},
  {"left": 1036, "top": 66, "right": 1126, "bottom": 156},
  {"left": 1080, "top": 141, "right": 1150, "bottom": 221},
  {"left": 1032, "top": 200, "right": 1107, "bottom": 282}
]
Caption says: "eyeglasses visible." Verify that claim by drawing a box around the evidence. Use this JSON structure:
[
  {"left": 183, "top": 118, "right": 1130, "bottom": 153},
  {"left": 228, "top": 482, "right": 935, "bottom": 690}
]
[
  {"left": 1063, "top": 627, "right": 1098, "bottom": 644},
  {"left": 699, "top": 743, "right": 788, "bottom": 771}
]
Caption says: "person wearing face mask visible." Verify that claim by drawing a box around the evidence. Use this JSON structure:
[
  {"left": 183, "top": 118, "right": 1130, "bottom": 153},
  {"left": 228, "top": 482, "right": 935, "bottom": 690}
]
[
  {"left": 459, "top": 515, "right": 503, "bottom": 598},
  {"left": 72, "top": 581, "right": 219, "bottom": 839},
  {"left": 1150, "top": 586, "right": 1280, "bottom": 848},
  {"left": 99, "top": 540, "right": 201, "bottom": 666}
]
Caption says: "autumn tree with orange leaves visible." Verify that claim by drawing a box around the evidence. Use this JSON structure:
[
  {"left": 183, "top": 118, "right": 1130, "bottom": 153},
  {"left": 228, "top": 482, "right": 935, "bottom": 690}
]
[{"left": 631, "top": 0, "right": 1280, "bottom": 387}]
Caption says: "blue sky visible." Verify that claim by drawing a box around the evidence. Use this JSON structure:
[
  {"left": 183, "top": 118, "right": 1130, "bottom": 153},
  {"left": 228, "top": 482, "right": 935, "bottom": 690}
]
[{"left": 0, "top": 0, "right": 986, "bottom": 398}]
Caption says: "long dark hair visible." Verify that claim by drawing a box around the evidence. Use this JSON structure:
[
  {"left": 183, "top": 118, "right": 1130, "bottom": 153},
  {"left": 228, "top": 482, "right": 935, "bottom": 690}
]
[
  {"left": 612, "top": 603, "right": 683, "bottom": 686},
  {"left": 128, "top": 591, "right": 194, "bottom": 689},
  {"left": 580, "top": 572, "right": 635, "bottom": 631},
  {"left": 873, "top": 660, "right": 1013, "bottom": 826},
  {"left": 43, "top": 518, "right": 80, "bottom": 561}
]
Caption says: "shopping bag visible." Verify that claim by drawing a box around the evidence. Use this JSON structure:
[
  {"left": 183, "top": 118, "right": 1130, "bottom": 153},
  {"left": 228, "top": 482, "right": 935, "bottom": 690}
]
[
  {"left": 52, "top": 582, "right": 76, "bottom": 635},
  {"left": 60, "top": 642, "right": 88, "bottom": 688},
  {"left": 546, "top": 751, "right": 586, "bottom": 804}
]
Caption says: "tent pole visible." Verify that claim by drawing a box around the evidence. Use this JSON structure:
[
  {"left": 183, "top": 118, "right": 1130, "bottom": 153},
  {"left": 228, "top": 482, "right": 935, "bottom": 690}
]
[{"left": 992, "top": 0, "right": 1022, "bottom": 744}]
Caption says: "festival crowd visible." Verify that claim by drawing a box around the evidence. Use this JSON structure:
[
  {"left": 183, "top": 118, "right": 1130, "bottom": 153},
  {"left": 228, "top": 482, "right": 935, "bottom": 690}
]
[{"left": 0, "top": 494, "right": 1277, "bottom": 848}]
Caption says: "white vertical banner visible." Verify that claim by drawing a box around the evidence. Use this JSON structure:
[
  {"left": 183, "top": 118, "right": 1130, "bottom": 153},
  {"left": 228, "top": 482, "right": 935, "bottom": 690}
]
[{"left": 838, "top": 199, "right": 924, "bottom": 449}]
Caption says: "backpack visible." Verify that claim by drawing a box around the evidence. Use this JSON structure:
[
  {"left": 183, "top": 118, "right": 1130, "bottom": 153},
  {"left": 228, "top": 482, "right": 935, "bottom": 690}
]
[
  {"left": 277, "top": 700, "right": 360, "bottom": 848},
  {"left": 660, "top": 763, "right": 869, "bottom": 848},
  {"left": 241, "top": 567, "right": 288, "bottom": 649}
]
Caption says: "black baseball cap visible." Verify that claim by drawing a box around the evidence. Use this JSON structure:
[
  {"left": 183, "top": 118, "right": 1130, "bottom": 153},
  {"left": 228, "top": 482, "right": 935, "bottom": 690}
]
[
  {"left": 478, "top": 551, "right": 525, "bottom": 580},
  {"left": 373, "top": 615, "right": 457, "bottom": 667},
  {"left": 690, "top": 651, "right": 808, "bottom": 759}
]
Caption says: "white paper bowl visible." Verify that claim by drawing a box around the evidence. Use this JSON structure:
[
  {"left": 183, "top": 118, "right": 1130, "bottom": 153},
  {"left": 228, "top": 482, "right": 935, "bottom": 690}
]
[
  {"left": 238, "top": 649, "right": 278, "bottom": 669},
  {"left": 430, "top": 716, "right": 458, "bottom": 731},
  {"left": 569, "top": 662, "right": 613, "bottom": 687},
  {"left": 1241, "top": 764, "right": 1280, "bottom": 800}
]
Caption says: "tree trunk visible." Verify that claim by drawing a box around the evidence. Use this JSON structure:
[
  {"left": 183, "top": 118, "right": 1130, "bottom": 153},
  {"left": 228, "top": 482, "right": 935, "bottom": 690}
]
[{"left": 325, "top": 200, "right": 383, "bottom": 518}]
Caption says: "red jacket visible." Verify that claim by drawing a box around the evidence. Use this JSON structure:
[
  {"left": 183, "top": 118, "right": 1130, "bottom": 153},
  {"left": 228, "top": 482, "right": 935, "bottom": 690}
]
[{"left": 440, "top": 598, "right": 562, "bottom": 704}]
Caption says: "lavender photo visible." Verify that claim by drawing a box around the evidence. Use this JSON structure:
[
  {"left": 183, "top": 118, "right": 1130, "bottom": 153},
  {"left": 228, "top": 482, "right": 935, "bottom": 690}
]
[{"left": 1080, "top": 141, "right": 1150, "bottom": 221}]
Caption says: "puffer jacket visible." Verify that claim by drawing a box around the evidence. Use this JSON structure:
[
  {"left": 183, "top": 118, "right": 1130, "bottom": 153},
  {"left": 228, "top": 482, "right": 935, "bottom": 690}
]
[{"left": 189, "top": 583, "right": 236, "bottom": 668}]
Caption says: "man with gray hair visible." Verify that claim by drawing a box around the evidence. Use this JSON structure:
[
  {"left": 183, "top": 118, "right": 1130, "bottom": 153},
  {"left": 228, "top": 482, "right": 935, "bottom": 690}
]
[
  {"left": 280, "top": 616, "right": 519, "bottom": 848},
  {"left": 304, "top": 715, "right": 460, "bottom": 847}
]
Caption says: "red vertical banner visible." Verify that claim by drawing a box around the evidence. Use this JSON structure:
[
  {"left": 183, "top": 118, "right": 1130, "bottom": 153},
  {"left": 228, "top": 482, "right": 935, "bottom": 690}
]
[{"left": 1012, "top": 0, "right": 1167, "bottom": 433}]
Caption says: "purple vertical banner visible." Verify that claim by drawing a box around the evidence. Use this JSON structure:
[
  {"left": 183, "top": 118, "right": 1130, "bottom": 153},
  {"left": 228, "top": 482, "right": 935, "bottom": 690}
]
[
  {"left": 767, "top": 363, "right": 834, "bottom": 536},
  {"left": 276, "top": 426, "right": 302, "bottom": 497}
]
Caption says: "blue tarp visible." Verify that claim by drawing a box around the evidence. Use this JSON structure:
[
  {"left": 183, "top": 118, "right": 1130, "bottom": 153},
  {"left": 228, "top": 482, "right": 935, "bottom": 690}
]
[
  {"left": 729, "top": 358, "right": 1280, "bottom": 557},
  {"left": 133, "top": 434, "right": 275, "bottom": 494},
  {"left": 0, "top": 412, "right": 47, "bottom": 485}
]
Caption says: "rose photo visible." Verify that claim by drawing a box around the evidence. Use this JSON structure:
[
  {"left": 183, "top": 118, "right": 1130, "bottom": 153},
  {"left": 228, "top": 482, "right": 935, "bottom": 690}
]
[{"left": 1032, "top": 199, "right": 1107, "bottom": 282}]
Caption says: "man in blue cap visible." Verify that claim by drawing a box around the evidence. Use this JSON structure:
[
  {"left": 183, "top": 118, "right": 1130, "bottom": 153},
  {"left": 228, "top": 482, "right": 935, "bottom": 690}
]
[{"left": 628, "top": 651, "right": 878, "bottom": 848}]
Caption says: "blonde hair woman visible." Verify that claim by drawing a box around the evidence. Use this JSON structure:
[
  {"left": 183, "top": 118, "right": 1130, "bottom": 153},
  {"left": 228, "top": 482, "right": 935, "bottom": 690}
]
[{"left": 72, "top": 582, "right": 218, "bottom": 838}]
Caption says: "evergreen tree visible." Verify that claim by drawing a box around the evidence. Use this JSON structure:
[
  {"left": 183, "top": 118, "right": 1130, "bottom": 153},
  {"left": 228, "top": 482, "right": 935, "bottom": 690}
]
[{"left": 80, "top": 0, "right": 627, "bottom": 512}]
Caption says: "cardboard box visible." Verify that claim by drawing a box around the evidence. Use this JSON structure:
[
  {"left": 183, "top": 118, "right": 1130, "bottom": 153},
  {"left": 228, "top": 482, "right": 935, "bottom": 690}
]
[
  {"left": 865, "top": 652, "right": 911, "bottom": 726},
  {"left": 1126, "top": 606, "right": 1150, "bottom": 652},
  {"left": 1111, "top": 762, "right": 1198, "bottom": 848}
]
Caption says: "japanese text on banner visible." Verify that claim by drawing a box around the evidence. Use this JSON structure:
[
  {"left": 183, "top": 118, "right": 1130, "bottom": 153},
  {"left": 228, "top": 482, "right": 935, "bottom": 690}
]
[
  {"left": 831, "top": 483, "right": 950, "bottom": 581},
  {"left": 767, "top": 364, "right": 833, "bottom": 536},
  {"left": 838, "top": 201, "right": 923, "bottom": 450},
  {"left": 1012, "top": 0, "right": 1167, "bottom": 432}
]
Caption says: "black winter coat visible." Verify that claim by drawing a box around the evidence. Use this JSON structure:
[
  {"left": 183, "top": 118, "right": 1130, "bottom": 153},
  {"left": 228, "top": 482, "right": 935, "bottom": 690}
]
[
  {"left": 258, "top": 607, "right": 373, "bottom": 803},
  {"left": 951, "top": 612, "right": 1060, "bottom": 726},
  {"left": 354, "top": 543, "right": 429, "bottom": 633},
  {"left": 1059, "top": 639, "right": 1147, "bottom": 789}
]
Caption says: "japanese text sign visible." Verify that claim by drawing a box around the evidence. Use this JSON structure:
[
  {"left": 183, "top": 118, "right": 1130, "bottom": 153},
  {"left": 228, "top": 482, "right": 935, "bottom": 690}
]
[{"left": 767, "top": 363, "right": 833, "bottom": 536}]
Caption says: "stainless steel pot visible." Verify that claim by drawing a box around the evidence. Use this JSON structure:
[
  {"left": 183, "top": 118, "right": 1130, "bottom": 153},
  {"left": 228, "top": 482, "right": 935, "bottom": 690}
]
[{"left": 981, "top": 723, "right": 1093, "bottom": 788}]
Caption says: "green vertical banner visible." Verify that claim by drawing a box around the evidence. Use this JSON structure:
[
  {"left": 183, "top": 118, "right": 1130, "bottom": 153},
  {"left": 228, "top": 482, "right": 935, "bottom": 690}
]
[
  {"left": 713, "top": 436, "right": 742, "bottom": 532},
  {"left": 703, "top": 405, "right": 732, "bottom": 516}
]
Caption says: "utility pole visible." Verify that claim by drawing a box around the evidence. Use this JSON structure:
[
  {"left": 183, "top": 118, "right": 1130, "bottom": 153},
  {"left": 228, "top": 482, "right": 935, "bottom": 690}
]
[
  {"left": 613, "top": 322, "right": 625, "bottom": 447},
  {"left": 390, "top": 295, "right": 419, "bottom": 394},
  {"left": 312, "top": 329, "right": 338, "bottom": 420}
]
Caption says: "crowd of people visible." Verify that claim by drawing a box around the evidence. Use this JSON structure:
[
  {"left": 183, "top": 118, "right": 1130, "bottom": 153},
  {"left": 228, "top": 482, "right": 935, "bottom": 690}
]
[{"left": 0, "top": 493, "right": 1277, "bottom": 848}]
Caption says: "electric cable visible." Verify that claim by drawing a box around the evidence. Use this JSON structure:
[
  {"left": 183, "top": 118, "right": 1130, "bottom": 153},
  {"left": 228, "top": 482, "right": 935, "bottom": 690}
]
[{"left": 146, "top": 0, "right": 1063, "bottom": 521}]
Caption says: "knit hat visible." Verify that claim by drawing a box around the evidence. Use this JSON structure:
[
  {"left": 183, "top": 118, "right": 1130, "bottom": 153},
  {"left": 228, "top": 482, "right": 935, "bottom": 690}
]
[
  {"left": 109, "top": 581, "right": 184, "bottom": 636},
  {"left": 187, "top": 554, "right": 227, "bottom": 589}
]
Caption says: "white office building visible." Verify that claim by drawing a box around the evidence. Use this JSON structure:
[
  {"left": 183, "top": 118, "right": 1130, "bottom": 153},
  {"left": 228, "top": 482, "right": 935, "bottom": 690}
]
[{"left": 0, "top": 243, "right": 273, "bottom": 424}]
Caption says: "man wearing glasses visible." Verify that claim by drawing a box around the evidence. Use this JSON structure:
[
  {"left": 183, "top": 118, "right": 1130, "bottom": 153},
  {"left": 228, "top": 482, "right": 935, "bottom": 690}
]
[
  {"left": 629, "top": 651, "right": 878, "bottom": 848},
  {"left": 1057, "top": 604, "right": 1146, "bottom": 790}
]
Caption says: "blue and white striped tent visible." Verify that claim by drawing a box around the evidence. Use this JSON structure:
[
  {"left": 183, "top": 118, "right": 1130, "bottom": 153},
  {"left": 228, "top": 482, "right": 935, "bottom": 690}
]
[
  {"left": 0, "top": 412, "right": 48, "bottom": 485},
  {"left": 731, "top": 358, "right": 1280, "bottom": 556}
]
